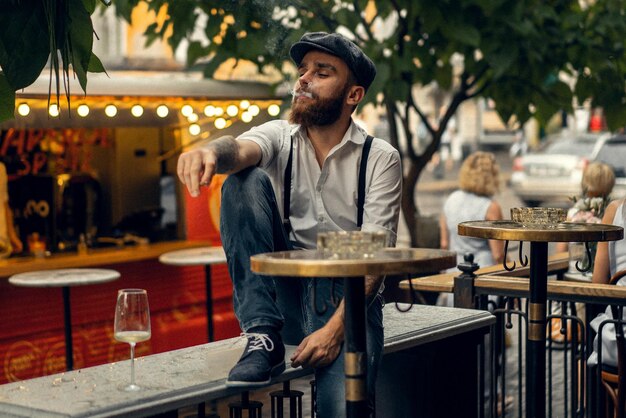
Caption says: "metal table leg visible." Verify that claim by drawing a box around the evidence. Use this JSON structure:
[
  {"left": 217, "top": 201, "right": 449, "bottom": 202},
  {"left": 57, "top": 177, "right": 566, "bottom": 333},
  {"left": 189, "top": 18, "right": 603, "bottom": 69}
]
[
  {"left": 344, "top": 277, "right": 368, "bottom": 418},
  {"left": 204, "top": 265, "right": 214, "bottom": 342},
  {"left": 61, "top": 286, "right": 73, "bottom": 371},
  {"left": 527, "top": 242, "right": 548, "bottom": 418}
]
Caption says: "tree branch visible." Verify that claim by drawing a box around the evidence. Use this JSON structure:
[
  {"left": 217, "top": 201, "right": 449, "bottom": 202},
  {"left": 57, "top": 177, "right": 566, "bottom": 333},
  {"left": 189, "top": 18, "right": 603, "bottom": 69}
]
[{"left": 352, "top": 0, "right": 375, "bottom": 42}]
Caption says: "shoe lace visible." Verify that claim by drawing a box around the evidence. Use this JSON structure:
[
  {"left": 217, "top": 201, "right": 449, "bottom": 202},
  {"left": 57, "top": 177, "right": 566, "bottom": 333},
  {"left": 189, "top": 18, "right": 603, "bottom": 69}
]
[{"left": 242, "top": 332, "right": 275, "bottom": 352}]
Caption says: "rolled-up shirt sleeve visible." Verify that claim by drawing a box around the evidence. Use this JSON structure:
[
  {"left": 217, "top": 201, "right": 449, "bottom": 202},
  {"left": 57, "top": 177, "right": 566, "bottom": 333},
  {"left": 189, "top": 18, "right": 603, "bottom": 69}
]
[
  {"left": 360, "top": 146, "right": 402, "bottom": 247},
  {"left": 236, "top": 120, "right": 288, "bottom": 168}
]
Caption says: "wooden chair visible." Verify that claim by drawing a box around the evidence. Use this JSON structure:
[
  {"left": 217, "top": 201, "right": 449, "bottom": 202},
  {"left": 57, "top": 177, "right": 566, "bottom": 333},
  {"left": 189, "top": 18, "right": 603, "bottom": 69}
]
[{"left": 600, "top": 269, "right": 626, "bottom": 418}]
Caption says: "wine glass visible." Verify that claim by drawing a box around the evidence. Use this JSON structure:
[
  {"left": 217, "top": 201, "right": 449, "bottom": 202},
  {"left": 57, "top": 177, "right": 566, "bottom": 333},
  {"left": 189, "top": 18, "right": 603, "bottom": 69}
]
[{"left": 114, "top": 288, "right": 151, "bottom": 391}]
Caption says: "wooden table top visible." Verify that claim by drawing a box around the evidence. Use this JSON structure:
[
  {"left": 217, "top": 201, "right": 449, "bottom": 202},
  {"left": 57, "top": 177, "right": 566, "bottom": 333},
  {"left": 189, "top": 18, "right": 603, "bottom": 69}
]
[
  {"left": 251, "top": 248, "right": 456, "bottom": 277},
  {"left": 459, "top": 220, "right": 623, "bottom": 243},
  {"left": 0, "top": 240, "right": 212, "bottom": 278}
]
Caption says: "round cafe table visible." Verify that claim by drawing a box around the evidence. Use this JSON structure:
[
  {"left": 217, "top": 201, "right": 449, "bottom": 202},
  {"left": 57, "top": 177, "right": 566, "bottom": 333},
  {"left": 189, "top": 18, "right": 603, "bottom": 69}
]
[
  {"left": 458, "top": 220, "right": 623, "bottom": 418},
  {"left": 159, "top": 246, "right": 227, "bottom": 342},
  {"left": 250, "top": 247, "right": 456, "bottom": 418},
  {"left": 9, "top": 268, "right": 121, "bottom": 371}
]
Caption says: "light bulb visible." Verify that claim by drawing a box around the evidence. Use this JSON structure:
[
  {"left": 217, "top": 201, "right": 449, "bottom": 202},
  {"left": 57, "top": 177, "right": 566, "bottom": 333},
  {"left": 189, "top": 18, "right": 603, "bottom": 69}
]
[
  {"left": 241, "top": 111, "right": 253, "bottom": 123},
  {"left": 187, "top": 113, "right": 199, "bottom": 123},
  {"left": 77, "top": 104, "right": 90, "bottom": 117},
  {"left": 248, "top": 104, "right": 260, "bottom": 116},
  {"left": 214, "top": 117, "right": 227, "bottom": 129},
  {"left": 17, "top": 103, "right": 30, "bottom": 116},
  {"left": 181, "top": 104, "right": 194, "bottom": 117},
  {"left": 226, "top": 105, "right": 239, "bottom": 117},
  {"left": 204, "top": 105, "right": 215, "bottom": 117},
  {"left": 49, "top": 104, "right": 60, "bottom": 117},
  {"left": 268, "top": 104, "right": 281, "bottom": 116},
  {"left": 189, "top": 123, "right": 201, "bottom": 136},
  {"left": 131, "top": 104, "right": 144, "bottom": 117},
  {"left": 156, "top": 105, "right": 169, "bottom": 118},
  {"left": 105, "top": 104, "right": 117, "bottom": 117},
  {"left": 239, "top": 100, "right": 250, "bottom": 109},
  {"left": 214, "top": 107, "right": 224, "bottom": 116}
]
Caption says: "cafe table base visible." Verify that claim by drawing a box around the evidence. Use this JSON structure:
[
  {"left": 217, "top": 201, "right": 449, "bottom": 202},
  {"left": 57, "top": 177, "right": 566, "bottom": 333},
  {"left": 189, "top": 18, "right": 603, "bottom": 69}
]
[
  {"left": 344, "top": 277, "right": 368, "bottom": 416},
  {"left": 527, "top": 242, "right": 547, "bottom": 418}
]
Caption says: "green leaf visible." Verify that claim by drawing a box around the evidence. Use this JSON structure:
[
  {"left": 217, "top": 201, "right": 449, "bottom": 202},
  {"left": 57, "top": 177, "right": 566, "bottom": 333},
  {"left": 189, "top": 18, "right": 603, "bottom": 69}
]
[
  {"left": 68, "top": 0, "right": 95, "bottom": 93},
  {"left": 82, "top": 0, "right": 97, "bottom": 13},
  {"left": 187, "top": 40, "right": 209, "bottom": 67},
  {"left": 87, "top": 52, "right": 107, "bottom": 73},
  {"left": 0, "top": 73, "right": 15, "bottom": 122},
  {"left": 0, "top": 1, "right": 50, "bottom": 90}
]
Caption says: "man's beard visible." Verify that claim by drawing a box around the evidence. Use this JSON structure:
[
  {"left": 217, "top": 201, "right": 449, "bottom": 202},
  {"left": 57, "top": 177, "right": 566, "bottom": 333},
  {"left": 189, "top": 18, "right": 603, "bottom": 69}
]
[{"left": 289, "top": 85, "right": 348, "bottom": 127}]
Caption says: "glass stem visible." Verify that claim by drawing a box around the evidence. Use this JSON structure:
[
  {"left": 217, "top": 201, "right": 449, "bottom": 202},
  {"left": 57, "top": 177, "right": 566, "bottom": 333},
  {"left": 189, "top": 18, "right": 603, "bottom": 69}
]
[{"left": 129, "top": 342, "right": 136, "bottom": 386}]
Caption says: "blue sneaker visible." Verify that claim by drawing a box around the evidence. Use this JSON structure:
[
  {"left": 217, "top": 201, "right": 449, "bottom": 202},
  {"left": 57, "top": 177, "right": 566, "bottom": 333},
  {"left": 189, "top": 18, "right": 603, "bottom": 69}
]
[{"left": 226, "top": 332, "right": 286, "bottom": 387}]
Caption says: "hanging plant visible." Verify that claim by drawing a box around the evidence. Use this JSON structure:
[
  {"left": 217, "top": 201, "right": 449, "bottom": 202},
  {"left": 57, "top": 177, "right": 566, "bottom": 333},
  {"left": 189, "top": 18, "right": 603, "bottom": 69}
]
[{"left": 0, "top": 0, "right": 109, "bottom": 121}]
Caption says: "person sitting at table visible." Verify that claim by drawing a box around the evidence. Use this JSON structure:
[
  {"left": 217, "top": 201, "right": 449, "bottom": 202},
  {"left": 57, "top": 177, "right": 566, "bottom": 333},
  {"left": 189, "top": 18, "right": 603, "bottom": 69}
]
[
  {"left": 177, "top": 32, "right": 402, "bottom": 417},
  {"left": 552, "top": 162, "right": 614, "bottom": 343},
  {"left": 555, "top": 161, "right": 615, "bottom": 254},
  {"left": 438, "top": 151, "right": 504, "bottom": 306},
  {"left": 588, "top": 197, "right": 626, "bottom": 369}
]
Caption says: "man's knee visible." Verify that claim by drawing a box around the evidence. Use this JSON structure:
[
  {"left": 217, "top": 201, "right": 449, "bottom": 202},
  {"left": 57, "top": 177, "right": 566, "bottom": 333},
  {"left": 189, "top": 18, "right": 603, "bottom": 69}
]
[{"left": 221, "top": 166, "right": 271, "bottom": 197}]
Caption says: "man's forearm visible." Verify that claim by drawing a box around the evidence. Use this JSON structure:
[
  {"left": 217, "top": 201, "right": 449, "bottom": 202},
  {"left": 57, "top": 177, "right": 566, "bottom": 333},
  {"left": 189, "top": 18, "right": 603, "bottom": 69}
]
[
  {"left": 207, "top": 135, "right": 239, "bottom": 173},
  {"left": 365, "top": 275, "right": 384, "bottom": 297},
  {"left": 326, "top": 275, "right": 383, "bottom": 332}
]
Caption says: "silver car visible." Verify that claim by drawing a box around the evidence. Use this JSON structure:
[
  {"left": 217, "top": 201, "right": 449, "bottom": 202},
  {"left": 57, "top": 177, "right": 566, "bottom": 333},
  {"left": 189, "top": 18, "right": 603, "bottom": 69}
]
[{"left": 510, "top": 132, "right": 626, "bottom": 206}]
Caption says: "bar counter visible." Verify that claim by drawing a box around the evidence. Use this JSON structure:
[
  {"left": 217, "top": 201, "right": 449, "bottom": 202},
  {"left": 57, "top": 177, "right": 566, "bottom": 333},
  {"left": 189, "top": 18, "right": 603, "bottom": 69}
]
[{"left": 0, "top": 240, "right": 239, "bottom": 385}]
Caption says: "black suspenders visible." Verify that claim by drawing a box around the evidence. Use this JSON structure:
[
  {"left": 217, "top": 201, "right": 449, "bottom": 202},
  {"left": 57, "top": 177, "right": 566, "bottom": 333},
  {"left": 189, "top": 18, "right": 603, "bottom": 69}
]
[{"left": 283, "top": 134, "right": 374, "bottom": 234}]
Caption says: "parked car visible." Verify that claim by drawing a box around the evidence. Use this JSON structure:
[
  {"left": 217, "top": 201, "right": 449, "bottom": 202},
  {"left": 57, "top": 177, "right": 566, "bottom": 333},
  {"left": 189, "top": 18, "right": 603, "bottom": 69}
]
[{"left": 510, "top": 132, "right": 626, "bottom": 206}]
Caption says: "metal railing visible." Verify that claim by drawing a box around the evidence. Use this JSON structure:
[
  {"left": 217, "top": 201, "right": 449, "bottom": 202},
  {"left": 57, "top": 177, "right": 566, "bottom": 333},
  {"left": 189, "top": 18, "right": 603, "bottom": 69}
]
[{"left": 450, "top": 259, "right": 626, "bottom": 418}]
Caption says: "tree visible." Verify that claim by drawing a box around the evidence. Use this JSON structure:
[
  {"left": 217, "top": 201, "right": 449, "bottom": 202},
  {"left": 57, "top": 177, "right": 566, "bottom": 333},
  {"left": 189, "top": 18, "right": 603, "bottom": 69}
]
[
  {"left": 125, "top": 1, "right": 626, "bottom": 244},
  {"left": 0, "top": 0, "right": 109, "bottom": 122}
]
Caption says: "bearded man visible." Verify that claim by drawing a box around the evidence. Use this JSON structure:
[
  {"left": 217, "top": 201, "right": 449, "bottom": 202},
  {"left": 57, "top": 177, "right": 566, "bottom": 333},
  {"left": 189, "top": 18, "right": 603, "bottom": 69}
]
[{"left": 177, "top": 32, "right": 402, "bottom": 417}]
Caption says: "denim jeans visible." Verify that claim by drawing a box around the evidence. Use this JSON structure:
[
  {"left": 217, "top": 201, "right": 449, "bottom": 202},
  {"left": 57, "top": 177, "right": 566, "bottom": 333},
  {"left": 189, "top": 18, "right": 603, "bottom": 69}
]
[{"left": 220, "top": 167, "right": 384, "bottom": 417}]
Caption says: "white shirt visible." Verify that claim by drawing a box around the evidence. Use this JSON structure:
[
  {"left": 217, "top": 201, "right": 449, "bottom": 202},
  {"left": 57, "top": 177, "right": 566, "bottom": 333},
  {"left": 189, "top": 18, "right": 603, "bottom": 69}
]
[{"left": 238, "top": 120, "right": 402, "bottom": 249}]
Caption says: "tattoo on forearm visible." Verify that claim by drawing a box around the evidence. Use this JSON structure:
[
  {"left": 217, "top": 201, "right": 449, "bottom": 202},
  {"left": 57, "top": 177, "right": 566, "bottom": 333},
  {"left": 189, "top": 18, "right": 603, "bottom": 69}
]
[{"left": 209, "top": 136, "right": 239, "bottom": 173}]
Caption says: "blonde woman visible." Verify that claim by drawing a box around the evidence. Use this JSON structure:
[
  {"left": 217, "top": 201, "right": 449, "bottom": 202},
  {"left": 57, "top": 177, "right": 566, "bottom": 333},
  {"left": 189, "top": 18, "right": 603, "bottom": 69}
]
[{"left": 440, "top": 151, "right": 505, "bottom": 273}]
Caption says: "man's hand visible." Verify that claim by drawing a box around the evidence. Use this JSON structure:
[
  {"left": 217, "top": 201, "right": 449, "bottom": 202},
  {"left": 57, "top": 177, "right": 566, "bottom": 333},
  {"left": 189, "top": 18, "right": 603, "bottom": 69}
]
[
  {"left": 177, "top": 148, "right": 218, "bottom": 197},
  {"left": 291, "top": 319, "right": 344, "bottom": 368}
]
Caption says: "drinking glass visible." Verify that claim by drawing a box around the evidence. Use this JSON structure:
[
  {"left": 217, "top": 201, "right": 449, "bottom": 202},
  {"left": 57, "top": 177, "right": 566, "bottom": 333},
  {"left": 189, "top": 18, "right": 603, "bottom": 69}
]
[{"left": 114, "top": 288, "right": 151, "bottom": 391}]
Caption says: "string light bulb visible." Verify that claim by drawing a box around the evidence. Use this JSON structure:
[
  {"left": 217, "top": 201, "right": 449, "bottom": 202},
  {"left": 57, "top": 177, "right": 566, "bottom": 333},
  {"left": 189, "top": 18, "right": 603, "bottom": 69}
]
[
  {"left": 241, "top": 111, "right": 253, "bottom": 123},
  {"left": 214, "top": 117, "right": 227, "bottom": 129},
  {"left": 17, "top": 103, "right": 30, "bottom": 116},
  {"left": 226, "top": 104, "right": 239, "bottom": 117},
  {"left": 105, "top": 104, "right": 117, "bottom": 117},
  {"left": 181, "top": 104, "right": 194, "bottom": 117},
  {"left": 131, "top": 104, "right": 144, "bottom": 117},
  {"left": 48, "top": 103, "right": 60, "bottom": 117},
  {"left": 214, "top": 107, "right": 224, "bottom": 117},
  {"left": 248, "top": 104, "right": 260, "bottom": 116},
  {"left": 268, "top": 104, "right": 281, "bottom": 116},
  {"left": 156, "top": 104, "right": 169, "bottom": 118},
  {"left": 77, "top": 104, "right": 90, "bottom": 117},
  {"left": 239, "top": 100, "right": 250, "bottom": 109},
  {"left": 189, "top": 123, "right": 201, "bottom": 136},
  {"left": 187, "top": 113, "right": 199, "bottom": 123},
  {"left": 204, "top": 105, "right": 216, "bottom": 117}
]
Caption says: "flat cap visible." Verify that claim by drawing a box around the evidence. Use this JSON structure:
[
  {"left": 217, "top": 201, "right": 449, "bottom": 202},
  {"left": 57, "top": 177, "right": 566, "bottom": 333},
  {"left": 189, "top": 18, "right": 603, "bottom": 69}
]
[{"left": 289, "top": 32, "right": 376, "bottom": 91}]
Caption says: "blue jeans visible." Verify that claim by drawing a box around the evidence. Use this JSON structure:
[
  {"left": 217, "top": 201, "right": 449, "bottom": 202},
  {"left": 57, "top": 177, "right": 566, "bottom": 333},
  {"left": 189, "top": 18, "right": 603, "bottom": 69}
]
[{"left": 220, "top": 167, "right": 384, "bottom": 417}]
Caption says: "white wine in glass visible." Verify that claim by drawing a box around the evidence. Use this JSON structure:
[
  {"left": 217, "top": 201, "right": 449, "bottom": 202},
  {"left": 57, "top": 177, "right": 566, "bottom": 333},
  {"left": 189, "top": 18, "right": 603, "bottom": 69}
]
[{"left": 114, "top": 288, "right": 151, "bottom": 391}]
